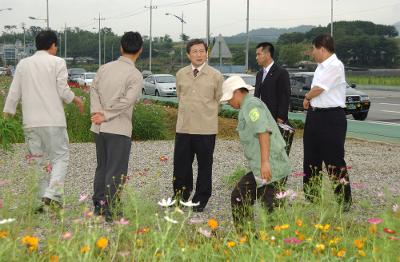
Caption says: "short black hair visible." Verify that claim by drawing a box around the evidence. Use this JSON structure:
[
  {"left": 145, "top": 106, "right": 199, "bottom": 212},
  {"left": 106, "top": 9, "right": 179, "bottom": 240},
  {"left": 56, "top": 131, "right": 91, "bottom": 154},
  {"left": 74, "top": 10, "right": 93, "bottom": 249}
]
[
  {"left": 121, "top": 31, "right": 143, "bottom": 54},
  {"left": 256, "top": 42, "right": 275, "bottom": 58},
  {"left": 186, "top": 39, "right": 207, "bottom": 54},
  {"left": 238, "top": 87, "right": 249, "bottom": 94},
  {"left": 312, "top": 34, "right": 335, "bottom": 53},
  {"left": 35, "top": 30, "right": 58, "bottom": 50}
]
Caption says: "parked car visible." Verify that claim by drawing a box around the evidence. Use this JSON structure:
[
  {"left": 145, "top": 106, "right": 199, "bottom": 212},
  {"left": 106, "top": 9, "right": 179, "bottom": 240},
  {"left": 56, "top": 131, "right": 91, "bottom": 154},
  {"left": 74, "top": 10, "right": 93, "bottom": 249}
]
[
  {"left": 76, "top": 72, "right": 96, "bottom": 87},
  {"left": 143, "top": 74, "right": 176, "bottom": 97},
  {"left": 222, "top": 73, "right": 256, "bottom": 95},
  {"left": 68, "top": 68, "right": 86, "bottom": 81},
  {"left": 141, "top": 70, "right": 153, "bottom": 79},
  {"left": 289, "top": 72, "right": 371, "bottom": 120}
]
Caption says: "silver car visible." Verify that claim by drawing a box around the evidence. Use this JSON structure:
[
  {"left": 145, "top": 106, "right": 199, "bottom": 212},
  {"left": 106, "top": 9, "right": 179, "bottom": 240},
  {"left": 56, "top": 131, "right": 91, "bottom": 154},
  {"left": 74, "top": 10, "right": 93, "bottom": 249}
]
[
  {"left": 222, "top": 73, "right": 256, "bottom": 96},
  {"left": 143, "top": 74, "right": 177, "bottom": 97}
]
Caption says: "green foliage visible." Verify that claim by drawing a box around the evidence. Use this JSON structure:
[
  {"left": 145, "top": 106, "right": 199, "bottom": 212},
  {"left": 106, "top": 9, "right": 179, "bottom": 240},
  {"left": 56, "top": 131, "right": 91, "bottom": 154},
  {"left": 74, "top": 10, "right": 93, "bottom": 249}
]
[
  {"left": 219, "top": 108, "right": 239, "bottom": 119},
  {"left": 347, "top": 75, "right": 400, "bottom": 87},
  {"left": 65, "top": 89, "right": 93, "bottom": 143},
  {"left": 224, "top": 166, "right": 247, "bottom": 187},
  {"left": 277, "top": 43, "right": 309, "bottom": 67},
  {"left": 0, "top": 116, "right": 24, "bottom": 151},
  {"left": 289, "top": 119, "right": 304, "bottom": 129},
  {"left": 132, "top": 102, "right": 168, "bottom": 140}
]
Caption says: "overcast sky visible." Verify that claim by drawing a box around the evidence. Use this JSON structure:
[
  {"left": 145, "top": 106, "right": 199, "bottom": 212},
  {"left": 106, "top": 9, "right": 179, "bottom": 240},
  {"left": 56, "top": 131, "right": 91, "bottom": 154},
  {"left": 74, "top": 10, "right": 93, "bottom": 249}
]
[{"left": 1, "top": 0, "right": 399, "bottom": 40}]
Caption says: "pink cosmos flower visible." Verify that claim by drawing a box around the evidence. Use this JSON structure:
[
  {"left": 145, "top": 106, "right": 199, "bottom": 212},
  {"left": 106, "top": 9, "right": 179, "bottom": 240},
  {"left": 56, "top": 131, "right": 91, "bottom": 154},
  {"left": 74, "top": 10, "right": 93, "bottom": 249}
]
[
  {"left": 339, "top": 178, "right": 349, "bottom": 185},
  {"left": 79, "top": 193, "right": 88, "bottom": 202},
  {"left": 100, "top": 200, "right": 106, "bottom": 206},
  {"left": 45, "top": 163, "right": 52, "bottom": 173},
  {"left": 116, "top": 218, "right": 129, "bottom": 225},
  {"left": 292, "top": 172, "right": 305, "bottom": 177},
  {"left": 61, "top": 232, "right": 73, "bottom": 240},
  {"left": 367, "top": 218, "right": 383, "bottom": 225},
  {"left": 284, "top": 237, "right": 302, "bottom": 245}
]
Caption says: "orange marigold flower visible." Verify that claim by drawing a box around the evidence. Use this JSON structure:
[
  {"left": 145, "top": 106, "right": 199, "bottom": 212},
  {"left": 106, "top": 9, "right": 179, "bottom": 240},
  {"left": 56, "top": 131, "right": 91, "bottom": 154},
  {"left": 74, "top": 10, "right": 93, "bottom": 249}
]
[
  {"left": 336, "top": 248, "right": 346, "bottom": 257},
  {"left": 227, "top": 241, "right": 236, "bottom": 248},
  {"left": 296, "top": 218, "right": 303, "bottom": 227},
  {"left": 283, "top": 249, "right": 292, "bottom": 257},
  {"left": 50, "top": 255, "right": 59, "bottom": 262},
  {"left": 0, "top": 231, "right": 8, "bottom": 238},
  {"left": 21, "top": 235, "right": 39, "bottom": 252},
  {"left": 80, "top": 245, "right": 90, "bottom": 254},
  {"left": 354, "top": 239, "right": 364, "bottom": 250},
  {"left": 239, "top": 235, "right": 248, "bottom": 244},
  {"left": 208, "top": 218, "right": 218, "bottom": 230},
  {"left": 96, "top": 236, "right": 108, "bottom": 250}
]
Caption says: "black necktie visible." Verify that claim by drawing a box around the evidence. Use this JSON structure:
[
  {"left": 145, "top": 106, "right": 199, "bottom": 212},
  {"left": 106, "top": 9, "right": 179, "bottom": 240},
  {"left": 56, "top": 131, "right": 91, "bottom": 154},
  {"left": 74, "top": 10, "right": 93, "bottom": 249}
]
[{"left": 193, "top": 68, "right": 199, "bottom": 77}]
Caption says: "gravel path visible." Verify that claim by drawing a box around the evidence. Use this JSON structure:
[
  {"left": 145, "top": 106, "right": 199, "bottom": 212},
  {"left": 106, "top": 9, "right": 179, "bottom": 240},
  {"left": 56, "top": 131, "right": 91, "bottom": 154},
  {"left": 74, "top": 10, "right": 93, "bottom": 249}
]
[{"left": 1, "top": 138, "right": 399, "bottom": 222}]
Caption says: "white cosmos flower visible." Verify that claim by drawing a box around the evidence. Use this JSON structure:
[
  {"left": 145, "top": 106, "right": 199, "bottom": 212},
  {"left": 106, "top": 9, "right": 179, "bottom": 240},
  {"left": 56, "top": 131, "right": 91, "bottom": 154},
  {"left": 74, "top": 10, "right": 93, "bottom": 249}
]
[
  {"left": 0, "top": 218, "right": 15, "bottom": 225},
  {"left": 164, "top": 216, "right": 178, "bottom": 224},
  {"left": 197, "top": 227, "right": 212, "bottom": 238},
  {"left": 275, "top": 191, "right": 287, "bottom": 199},
  {"left": 393, "top": 204, "right": 399, "bottom": 213},
  {"left": 179, "top": 200, "right": 200, "bottom": 207},
  {"left": 158, "top": 198, "right": 176, "bottom": 207}
]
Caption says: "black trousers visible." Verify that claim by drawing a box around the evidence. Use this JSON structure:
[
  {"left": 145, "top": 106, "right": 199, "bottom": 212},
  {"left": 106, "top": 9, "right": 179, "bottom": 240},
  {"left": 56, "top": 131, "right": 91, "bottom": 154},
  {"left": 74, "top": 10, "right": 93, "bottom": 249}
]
[
  {"left": 173, "top": 133, "right": 216, "bottom": 208},
  {"left": 231, "top": 172, "right": 286, "bottom": 233},
  {"left": 303, "top": 108, "right": 352, "bottom": 206},
  {"left": 93, "top": 132, "right": 131, "bottom": 209}
]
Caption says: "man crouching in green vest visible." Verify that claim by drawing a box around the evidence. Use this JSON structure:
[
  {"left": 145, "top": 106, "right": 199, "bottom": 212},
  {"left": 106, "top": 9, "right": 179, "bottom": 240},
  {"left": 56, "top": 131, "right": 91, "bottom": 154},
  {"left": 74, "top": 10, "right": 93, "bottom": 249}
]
[{"left": 220, "top": 75, "right": 291, "bottom": 233}]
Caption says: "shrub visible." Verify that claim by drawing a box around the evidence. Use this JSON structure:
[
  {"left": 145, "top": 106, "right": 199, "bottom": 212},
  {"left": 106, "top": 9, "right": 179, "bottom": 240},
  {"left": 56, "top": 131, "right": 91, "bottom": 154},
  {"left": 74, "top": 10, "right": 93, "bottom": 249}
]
[
  {"left": 132, "top": 102, "right": 168, "bottom": 140},
  {"left": 0, "top": 116, "right": 24, "bottom": 151}
]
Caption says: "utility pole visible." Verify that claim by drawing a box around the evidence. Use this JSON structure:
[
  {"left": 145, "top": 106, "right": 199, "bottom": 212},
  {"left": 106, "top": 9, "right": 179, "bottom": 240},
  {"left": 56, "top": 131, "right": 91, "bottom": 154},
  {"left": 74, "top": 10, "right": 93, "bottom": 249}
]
[
  {"left": 46, "top": 0, "right": 49, "bottom": 29},
  {"left": 165, "top": 12, "right": 186, "bottom": 67},
  {"left": 330, "top": 0, "right": 333, "bottom": 37},
  {"left": 145, "top": 0, "right": 157, "bottom": 71},
  {"left": 111, "top": 44, "right": 114, "bottom": 61},
  {"left": 21, "top": 22, "right": 26, "bottom": 58},
  {"left": 245, "top": 0, "right": 250, "bottom": 72},
  {"left": 206, "top": 0, "right": 210, "bottom": 52},
  {"left": 103, "top": 30, "right": 106, "bottom": 63},
  {"left": 59, "top": 33, "right": 62, "bottom": 57},
  {"left": 64, "top": 23, "right": 67, "bottom": 58},
  {"left": 94, "top": 13, "right": 105, "bottom": 66}
]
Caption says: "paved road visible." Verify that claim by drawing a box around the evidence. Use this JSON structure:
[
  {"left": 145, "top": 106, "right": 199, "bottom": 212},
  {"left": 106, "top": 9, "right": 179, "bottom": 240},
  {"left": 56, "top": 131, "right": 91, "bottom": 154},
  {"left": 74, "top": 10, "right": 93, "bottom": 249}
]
[{"left": 354, "top": 89, "right": 400, "bottom": 124}]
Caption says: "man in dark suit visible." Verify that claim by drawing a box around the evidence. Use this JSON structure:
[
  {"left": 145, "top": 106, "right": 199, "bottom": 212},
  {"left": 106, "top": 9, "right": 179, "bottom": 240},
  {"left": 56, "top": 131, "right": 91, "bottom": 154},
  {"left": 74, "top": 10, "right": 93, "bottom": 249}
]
[{"left": 254, "top": 42, "right": 290, "bottom": 123}]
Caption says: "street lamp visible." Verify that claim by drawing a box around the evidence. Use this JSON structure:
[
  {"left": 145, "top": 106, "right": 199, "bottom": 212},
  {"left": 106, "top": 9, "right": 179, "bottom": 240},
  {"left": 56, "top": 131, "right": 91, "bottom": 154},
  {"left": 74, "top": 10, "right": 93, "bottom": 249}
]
[
  {"left": 29, "top": 16, "right": 48, "bottom": 28},
  {"left": 165, "top": 12, "right": 186, "bottom": 67}
]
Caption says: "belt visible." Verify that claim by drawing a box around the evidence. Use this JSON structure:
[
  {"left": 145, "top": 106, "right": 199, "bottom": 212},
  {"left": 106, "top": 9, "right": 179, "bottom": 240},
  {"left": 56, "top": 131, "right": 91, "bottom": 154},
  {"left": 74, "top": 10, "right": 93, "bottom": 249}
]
[{"left": 309, "top": 106, "right": 343, "bottom": 112}]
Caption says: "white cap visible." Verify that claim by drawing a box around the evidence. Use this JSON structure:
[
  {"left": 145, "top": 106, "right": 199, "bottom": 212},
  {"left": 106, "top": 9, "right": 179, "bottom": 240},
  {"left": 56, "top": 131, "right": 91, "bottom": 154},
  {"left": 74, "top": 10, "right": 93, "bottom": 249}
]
[{"left": 220, "top": 75, "right": 255, "bottom": 102}]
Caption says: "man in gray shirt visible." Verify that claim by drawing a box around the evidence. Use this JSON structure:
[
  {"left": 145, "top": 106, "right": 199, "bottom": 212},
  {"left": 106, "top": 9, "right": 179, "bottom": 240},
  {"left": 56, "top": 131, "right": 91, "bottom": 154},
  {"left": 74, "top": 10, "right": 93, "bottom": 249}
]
[{"left": 90, "top": 31, "right": 143, "bottom": 222}]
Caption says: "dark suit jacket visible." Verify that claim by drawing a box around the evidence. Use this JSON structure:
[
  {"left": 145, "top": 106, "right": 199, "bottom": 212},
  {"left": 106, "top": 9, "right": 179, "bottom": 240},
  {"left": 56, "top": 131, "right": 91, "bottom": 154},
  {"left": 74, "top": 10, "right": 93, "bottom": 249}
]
[{"left": 254, "top": 63, "right": 291, "bottom": 122}]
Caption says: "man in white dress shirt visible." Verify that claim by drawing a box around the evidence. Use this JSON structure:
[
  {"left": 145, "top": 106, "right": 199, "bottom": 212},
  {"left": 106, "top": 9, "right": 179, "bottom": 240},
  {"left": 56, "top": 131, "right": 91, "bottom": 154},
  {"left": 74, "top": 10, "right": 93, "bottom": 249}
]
[
  {"left": 302, "top": 34, "right": 352, "bottom": 211},
  {"left": 3, "top": 30, "right": 84, "bottom": 212}
]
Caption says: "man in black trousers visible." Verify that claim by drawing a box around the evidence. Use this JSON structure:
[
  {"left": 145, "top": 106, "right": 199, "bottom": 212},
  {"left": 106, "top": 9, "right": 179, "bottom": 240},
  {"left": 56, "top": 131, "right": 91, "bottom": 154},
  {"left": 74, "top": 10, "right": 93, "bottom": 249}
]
[
  {"left": 254, "top": 42, "right": 291, "bottom": 124},
  {"left": 302, "top": 34, "right": 352, "bottom": 211}
]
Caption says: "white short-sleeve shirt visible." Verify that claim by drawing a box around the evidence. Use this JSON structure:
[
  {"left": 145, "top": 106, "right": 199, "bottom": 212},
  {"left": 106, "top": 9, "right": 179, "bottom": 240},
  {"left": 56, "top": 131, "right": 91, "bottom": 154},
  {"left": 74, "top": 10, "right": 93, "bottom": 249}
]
[{"left": 310, "top": 54, "right": 346, "bottom": 108}]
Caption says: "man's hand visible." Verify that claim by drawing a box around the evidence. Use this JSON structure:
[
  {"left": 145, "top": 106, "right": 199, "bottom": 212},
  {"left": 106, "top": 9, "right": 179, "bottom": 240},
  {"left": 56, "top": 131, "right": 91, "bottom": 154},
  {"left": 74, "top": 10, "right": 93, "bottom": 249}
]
[
  {"left": 91, "top": 112, "right": 105, "bottom": 125},
  {"left": 260, "top": 161, "right": 272, "bottom": 183},
  {"left": 73, "top": 96, "right": 84, "bottom": 113},
  {"left": 277, "top": 118, "right": 284, "bottom": 124},
  {"left": 303, "top": 98, "right": 310, "bottom": 110}
]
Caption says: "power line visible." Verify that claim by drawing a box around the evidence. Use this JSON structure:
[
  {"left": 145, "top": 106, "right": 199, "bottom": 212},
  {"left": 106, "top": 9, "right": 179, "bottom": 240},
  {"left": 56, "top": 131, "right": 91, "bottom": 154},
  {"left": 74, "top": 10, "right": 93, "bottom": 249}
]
[{"left": 158, "top": 0, "right": 205, "bottom": 8}]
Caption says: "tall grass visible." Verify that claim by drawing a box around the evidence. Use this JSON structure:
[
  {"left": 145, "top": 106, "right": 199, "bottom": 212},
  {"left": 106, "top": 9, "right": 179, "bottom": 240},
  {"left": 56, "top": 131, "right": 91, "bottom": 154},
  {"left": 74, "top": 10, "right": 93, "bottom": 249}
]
[
  {"left": 347, "top": 75, "right": 400, "bottom": 87},
  {"left": 0, "top": 165, "right": 399, "bottom": 261}
]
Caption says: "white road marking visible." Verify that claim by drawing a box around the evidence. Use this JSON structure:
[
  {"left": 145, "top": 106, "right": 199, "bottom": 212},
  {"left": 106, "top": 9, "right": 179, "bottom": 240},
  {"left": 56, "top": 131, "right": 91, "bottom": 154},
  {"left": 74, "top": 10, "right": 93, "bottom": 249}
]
[
  {"left": 379, "top": 103, "right": 400, "bottom": 106},
  {"left": 381, "top": 110, "right": 400, "bottom": 114}
]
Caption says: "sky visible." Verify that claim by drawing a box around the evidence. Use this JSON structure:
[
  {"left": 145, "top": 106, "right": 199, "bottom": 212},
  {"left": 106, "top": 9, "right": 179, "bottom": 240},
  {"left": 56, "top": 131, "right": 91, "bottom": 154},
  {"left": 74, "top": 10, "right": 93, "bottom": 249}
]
[{"left": 0, "top": 0, "right": 399, "bottom": 41}]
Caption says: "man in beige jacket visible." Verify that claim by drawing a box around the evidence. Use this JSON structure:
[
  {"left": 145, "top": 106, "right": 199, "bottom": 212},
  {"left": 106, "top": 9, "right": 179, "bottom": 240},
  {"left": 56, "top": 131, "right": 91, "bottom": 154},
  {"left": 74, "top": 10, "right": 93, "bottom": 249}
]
[
  {"left": 90, "top": 31, "right": 143, "bottom": 222},
  {"left": 173, "top": 39, "right": 223, "bottom": 212}
]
